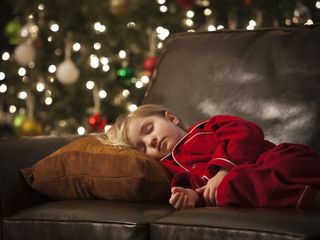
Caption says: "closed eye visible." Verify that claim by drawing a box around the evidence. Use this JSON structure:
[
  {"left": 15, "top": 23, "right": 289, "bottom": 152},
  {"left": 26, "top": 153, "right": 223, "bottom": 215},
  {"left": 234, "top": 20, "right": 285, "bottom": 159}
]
[{"left": 143, "top": 122, "right": 153, "bottom": 134}]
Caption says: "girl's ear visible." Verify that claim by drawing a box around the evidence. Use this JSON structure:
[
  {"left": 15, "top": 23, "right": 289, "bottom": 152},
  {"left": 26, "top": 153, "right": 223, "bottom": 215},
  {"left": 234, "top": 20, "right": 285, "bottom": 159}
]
[{"left": 164, "top": 111, "right": 180, "bottom": 125}]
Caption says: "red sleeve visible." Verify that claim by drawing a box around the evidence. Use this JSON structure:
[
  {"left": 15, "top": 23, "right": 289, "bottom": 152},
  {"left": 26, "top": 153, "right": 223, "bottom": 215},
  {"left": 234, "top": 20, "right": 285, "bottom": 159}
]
[
  {"left": 215, "top": 165, "right": 316, "bottom": 208},
  {"left": 205, "top": 115, "right": 266, "bottom": 171}
]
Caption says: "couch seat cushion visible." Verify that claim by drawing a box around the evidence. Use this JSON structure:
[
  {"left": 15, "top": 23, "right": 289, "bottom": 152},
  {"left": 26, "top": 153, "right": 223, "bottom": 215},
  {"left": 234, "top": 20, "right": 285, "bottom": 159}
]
[
  {"left": 152, "top": 207, "right": 320, "bottom": 240},
  {"left": 4, "top": 200, "right": 173, "bottom": 240}
]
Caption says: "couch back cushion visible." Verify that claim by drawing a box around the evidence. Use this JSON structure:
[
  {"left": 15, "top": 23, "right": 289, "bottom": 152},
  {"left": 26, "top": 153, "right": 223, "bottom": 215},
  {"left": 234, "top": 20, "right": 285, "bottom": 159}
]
[
  {"left": 145, "top": 25, "right": 320, "bottom": 151},
  {"left": 0, "top": 136, "right": 73, "bottom": 216}
]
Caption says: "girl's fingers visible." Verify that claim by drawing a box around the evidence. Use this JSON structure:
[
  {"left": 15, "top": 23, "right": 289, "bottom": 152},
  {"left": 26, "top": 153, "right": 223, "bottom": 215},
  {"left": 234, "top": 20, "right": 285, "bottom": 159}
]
[
  {"left": 207, "top": 187, "right": 216, "bottom": 206},
  {"left": 211, "top": 188, "right": 216, "bottom": 199},
  {"left": 171, "top": 187, "right": 184, "bottom": 194},
  {"left": 169, "top": 192, "right": 180, "bottom": 206},
  {"left": 209, "top": 189, "right": 216, "bottom": 206},
  {"left": 169, "top": 192, "right": 183, "bottom": 209},
  {"left": 203, "top": 188, "right": 210, "bottom": 206},
  {"left": 202, "top": 186, "right": 217, "bottom": 207},
  {"left": 181, "top": 195, "right": 188, "bottom": 210},
  {"left": 195, "top": 186, "right": 205, "bottom": 194},
  {"left": 174, "top": 193, "right": 185, "bottom": 210}
]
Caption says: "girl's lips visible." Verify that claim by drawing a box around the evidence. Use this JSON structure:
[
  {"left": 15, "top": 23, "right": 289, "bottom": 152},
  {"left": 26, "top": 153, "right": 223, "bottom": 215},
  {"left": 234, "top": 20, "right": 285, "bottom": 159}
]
[{"left": 158, "top": 138, "right": 165, "bottom": 152}]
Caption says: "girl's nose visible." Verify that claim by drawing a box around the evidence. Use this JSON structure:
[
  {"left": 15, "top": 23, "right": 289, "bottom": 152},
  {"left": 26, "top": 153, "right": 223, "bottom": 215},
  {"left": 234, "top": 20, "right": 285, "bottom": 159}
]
[{"left": 148, "top": 137, "right": 157, "bottom": 148}]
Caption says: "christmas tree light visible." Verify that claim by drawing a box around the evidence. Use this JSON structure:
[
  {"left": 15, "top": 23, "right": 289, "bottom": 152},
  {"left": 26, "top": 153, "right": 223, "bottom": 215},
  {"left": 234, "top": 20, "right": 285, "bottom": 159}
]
[{"left": 0, "top": 0, "right": 319, "bottom": 138}]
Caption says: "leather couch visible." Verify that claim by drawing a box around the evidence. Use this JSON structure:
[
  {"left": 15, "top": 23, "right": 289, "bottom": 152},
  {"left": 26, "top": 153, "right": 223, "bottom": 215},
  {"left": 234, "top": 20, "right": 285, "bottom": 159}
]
[{"left": 1, "top": 25, "right": 320, "bottom": 240}]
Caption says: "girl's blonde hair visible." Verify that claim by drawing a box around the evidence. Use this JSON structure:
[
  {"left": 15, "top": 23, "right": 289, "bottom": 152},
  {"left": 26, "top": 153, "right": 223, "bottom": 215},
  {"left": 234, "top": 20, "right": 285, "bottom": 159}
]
[{"left": 99, "top": 104, "right": 187, "bottom": 148}]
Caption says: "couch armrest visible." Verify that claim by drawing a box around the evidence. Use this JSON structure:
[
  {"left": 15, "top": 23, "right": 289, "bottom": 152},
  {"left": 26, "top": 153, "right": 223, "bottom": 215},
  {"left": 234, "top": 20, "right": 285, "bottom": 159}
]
[{"left": 0, "top": 136, "right": 74, "bottom": 217}]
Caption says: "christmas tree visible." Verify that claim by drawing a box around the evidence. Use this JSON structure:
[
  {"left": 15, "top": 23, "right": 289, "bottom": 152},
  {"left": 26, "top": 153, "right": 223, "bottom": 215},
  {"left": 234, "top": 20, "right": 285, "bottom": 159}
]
[{"left": 0, "top": 0, "right": 319, "bottom": 138}]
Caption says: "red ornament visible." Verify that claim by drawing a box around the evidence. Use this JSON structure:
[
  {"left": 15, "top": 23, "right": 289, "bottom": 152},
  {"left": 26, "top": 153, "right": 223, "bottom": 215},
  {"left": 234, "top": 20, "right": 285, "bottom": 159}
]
[
  {"left": 143, "top": 56, "right": 158, "bottom": 74},
  {"left": 88, "top": 114, "right": 107, "bottom": 132},
  {"left": 243, "top": 0, "right": 252, "bottom": 5},
  {"left": 176, "top": 0, "right": 196, "bottom": 8}
]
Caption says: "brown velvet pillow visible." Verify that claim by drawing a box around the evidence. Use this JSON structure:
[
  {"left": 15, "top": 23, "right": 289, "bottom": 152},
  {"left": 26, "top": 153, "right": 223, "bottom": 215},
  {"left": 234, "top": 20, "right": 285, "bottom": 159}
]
[{"left": 20, "top": 136, "right": 171, "bottom": 202}]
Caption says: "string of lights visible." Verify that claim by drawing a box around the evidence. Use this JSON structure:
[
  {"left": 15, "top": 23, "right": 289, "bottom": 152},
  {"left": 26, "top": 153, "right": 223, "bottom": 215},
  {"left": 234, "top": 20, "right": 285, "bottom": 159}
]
[{"left": 0, "top": 0, "right": 319, "bottom": 137}]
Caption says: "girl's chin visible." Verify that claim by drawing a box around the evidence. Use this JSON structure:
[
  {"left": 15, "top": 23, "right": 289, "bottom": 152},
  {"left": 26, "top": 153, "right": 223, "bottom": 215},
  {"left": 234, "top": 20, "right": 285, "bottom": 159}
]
[{"left": 158, "top": 151, "right": 171, "bottom": 160}]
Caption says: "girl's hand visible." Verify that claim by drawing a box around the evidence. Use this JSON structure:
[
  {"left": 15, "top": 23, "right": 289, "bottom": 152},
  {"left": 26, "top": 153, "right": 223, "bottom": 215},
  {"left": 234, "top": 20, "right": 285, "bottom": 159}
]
[
  {"left": 169, "top": 187, "right": 199, "bottom": 210},
  {"left": 196, "top": 169, "right": 229, "bottom": 206}
]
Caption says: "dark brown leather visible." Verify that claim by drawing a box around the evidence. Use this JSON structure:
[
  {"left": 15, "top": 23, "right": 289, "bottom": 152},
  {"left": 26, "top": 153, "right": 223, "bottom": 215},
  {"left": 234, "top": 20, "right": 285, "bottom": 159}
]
[
  {"left": 151, "top": 207, "right": 320, "bottom": 240},
  {"left": 0, "top": 136, "right": 73, "bottom": 240},
  {"left": 4, "top": 200, "right": 172, "bottom": 240},
  {"left": 145, "top": 25, "right": 320, "bottom": 152},
  {"left": 0, "top": 136, "right": 74, "bottom": 217}
]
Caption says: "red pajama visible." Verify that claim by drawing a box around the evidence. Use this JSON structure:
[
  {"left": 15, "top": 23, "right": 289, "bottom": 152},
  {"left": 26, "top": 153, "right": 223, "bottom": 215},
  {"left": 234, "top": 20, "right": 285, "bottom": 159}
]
[{"left": 160, "top": 115, "right": 320, "bottom": 208}]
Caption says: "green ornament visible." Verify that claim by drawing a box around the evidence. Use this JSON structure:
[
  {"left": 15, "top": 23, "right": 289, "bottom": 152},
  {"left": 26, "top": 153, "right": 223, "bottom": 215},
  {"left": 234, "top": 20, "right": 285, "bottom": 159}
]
[
  {"left": 5, "top": 19, "right": 22, "bottom": 45},
  {"left": 117, "top": 67, "right": 134, "bottom": 79},
  {"left": 117, "top": 67, "right": 135, "bottom": 86},
  {"left": 12, "top": 113, "right": 26, "bottom": 134}
]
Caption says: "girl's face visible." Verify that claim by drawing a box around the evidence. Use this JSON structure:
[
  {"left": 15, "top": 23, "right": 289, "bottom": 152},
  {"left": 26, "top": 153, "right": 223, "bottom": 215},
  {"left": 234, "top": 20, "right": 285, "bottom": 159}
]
[{"left": 126, "top": 112, "right": 186, "bottom": 160}]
